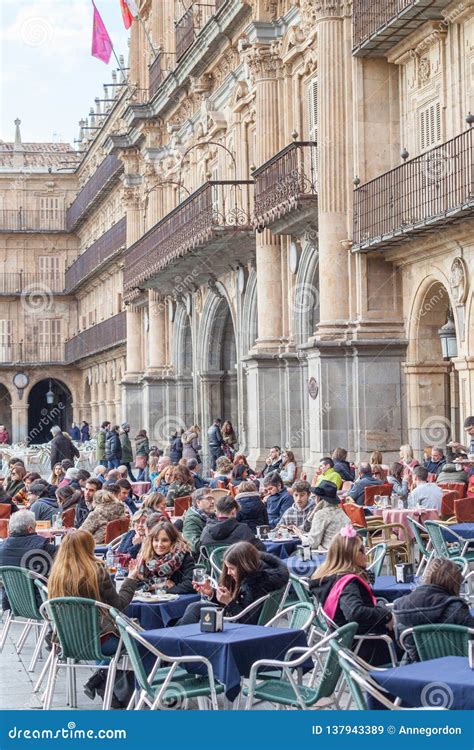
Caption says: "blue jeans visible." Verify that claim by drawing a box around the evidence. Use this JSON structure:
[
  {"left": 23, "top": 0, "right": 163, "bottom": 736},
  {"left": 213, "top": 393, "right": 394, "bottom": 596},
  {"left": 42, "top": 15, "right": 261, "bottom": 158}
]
[
  {"left": 107, "top": 458, "right": 120, "bottom": 469},
  {"left": 97, "top": 634, "right": 120, "bottom": 665}
]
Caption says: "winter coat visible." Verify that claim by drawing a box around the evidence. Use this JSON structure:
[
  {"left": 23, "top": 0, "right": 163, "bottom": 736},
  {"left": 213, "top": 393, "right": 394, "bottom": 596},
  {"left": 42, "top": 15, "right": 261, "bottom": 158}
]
[
  {"left": 314, "top": 468, "right": 343, "bottom": 491},
  {"left": 135, "top": 435, "right": 150, "bottom": 457},
  {"left": 333, "top": 460, "right": 355, "bottom": 482},
  {"left": 424, "top": 457, "right": 447, "bottom": 476},
  {"left": 165, "top": 481, "right": 194, "bottom": 507},
  {"left": 95, "top": 566, "right": 139, "bottom": 635},
  {"left": 347, "top": 476, "right": 384, "bottom": 506},
  {"left": 200, "top": 516, "right": 265, "bottom": 551},
  {"left": 29, "top": 497, "right": 60, "bottom": 522},
  {"left": 4, "top": 479, "right": 25, "bottom": 499},
  {"left": 261, "top": 458, "right": 282, "bottom": 477},
  {"left": 182, "top": 431, "right": 201, "bottom": 462},
  {"left": 207, "top": 424, "right": 223, "bottom": 449},
  {"left": 166, "top": 552, "right": 195, "bottom": 594},
  {"left": 266, "top": 489, "right": 293, "bottom": 528},
  {"left": 169, "top": 435, "right": 183, "bottom": 464},
  {"left": 393, "top": 584, "right": 474, "bottom": 661},
  {"left": 50, "top": 433, "right": 80, "bottom": 469},
  {"left": 280, "top": 462, "right": 297, "bottom": 484},
  {"left": 0, "top": 532, "right": 56, "bottom": 610},
  {"left": 182, "top": 507, "right": 215, "bottom": 556},
  {"left": 0, "top": 428, "right": 10, "bottom": 444},
  {"left": 236, "top": 492, "right": 269, "bottom": 533},
  {"left": 222, "top": 428, "right": 237, "bottom": 448},
  {"left": 80, "top": 424, "right": 90, "bottom": 442},
  {"left": 80, "top": 495, "right": 127, "bottom": 543},
  {"left": 191, "top": 472, "right": 208, "bottom": 489},
  {"left": 119, "top": 431, "right": 134, "bottom": 463},
  {"left": 309, "top": 573, "right": 393, "bottom": 665},
  {"left": 69, "top": 426, "right": 81, "bottom": 441},
  {"left": 217, "top": 553, "right": 289, "bottom": 624},
  {"left": 436, "top": 464, "right": 469, "bottom": 485},
  {"left": 303, "top": 501, "right": 348, "bottom": 550},
  {"left": 105, "top": 430, "right": 122, "bottom": 462},
  {"left": 96, "top": 429, "right": 107, "bottom": 461},
  {"left": 74, "top": 497, "right": 93, "bottom": 528},
  {"left": 117, "top": 529, "right": 142, "bottom": 559}
]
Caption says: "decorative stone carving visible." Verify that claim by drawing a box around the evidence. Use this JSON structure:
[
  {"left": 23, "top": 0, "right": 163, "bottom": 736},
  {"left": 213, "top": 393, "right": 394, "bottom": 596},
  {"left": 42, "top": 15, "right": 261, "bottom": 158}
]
[
  {"left": 310, "top": 0, "right": 352, "bottom": 20},
  {"left": 418, "top": 56, "right": 431, "bottom": 86},
  {"left": 450, "top": 257, "right": 468, "bottom": 305},
  {"left": 245, "top": 43, "right": 282, "bottom": 83},
  {"left": 122, "top": 186, "right": 141, "bottom": 211}
]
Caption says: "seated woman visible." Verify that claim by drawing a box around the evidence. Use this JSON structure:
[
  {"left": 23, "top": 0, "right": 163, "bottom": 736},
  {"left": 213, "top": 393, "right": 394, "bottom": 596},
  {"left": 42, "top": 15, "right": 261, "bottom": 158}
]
[
  {"left": 56, "top": 485, "right": 82, "bottom": 515},
  {"left": 309, "top": 525, "right": 395, "bottom": 665},
  {"left": 5, "top": 465, "right": 26, "bottom": 500},
  {"left": 235, "top": 480, "right": 268, "bottom": 533},
  {"left": 141, "top": 492, "right": 170, "bottom": 520},
  {"left": 153, "top": 465, "right": 174, "bottom": 494},
  {"left": 280, "top": 450, "right": 297, "bottom": 485},
  {"left": 117, "top": 508, "right": 147, "bottom": 559},
  {"left": 48, "top": 529, "right": 142, "bottom": 704},
  {"left": 230, "top": 464, "right": 250, "bottom": 487},
  {"left": 165, "top": 465, "right": 194, "bottom": 508},
  {"left": 386, "top": 462, "right": 409, "bottom": 506},
  {"left": 148, "top": 455, "right": 161, "bottom": 487},
  {"left": 393, "top": 557, "right": 474, "bottom": 661},
  {"left": 49, "top": 463, "right": 65, "bottom": 487},
  {"left": 134, "top": 521, "right": 194, "bottom": 594},
  {"left": 179, "top": 541, "right": 289, "bottom": 625},
  {"left": 209, "top": 456, "right": 234, "bottom": 489},
  {"left": 233, "top": 453, "right": 256, "bottom": 477},
  {"left": 80, "top": 489, "right": 128, "bottom": 544}
]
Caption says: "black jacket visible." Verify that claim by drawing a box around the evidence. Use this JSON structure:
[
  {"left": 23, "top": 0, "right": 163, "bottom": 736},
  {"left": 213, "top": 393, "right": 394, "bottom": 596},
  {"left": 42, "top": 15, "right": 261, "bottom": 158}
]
[
  {"left": 333, "top": 460, "right": 355, "bottom": 482},
  {"left": 220, "top": 553, "right": 289, "bottom": 623},
  {"left": 0, "top": 532, "right": 56, "bottom": 609},
  {"left": 74, "top": 497, "right": 92, "bottom": 528},
  {"left": 393, "top": 584, "right": 474, "bottom": 661},
  {"left": 169, "top": 436, "right": 183, "bottom": 463},
  {"left": 105, "top": 431, "right": 122, "bottom": 462},
  {"left": 236, "top": 493, "right": 269, "bottom": 533},
  {"left": 117, "top": 529, "right": 142, "bottom": 559},
  {"left": 50, "top": 433, "right": 80, "bottom": 469},
  {"left": 29, "top": 497, "right": 59, "bottom": 522},
  {"left": 200, "top": 517, "right": 265, "bottom": 551},
  {"left": 424, "top": 458, "right": 447, "bottom": 476},
  {"left": 208, "top": 424, "right": 223, "bottom": 449},
  {"left": 261, "top": 459, "right": 282, "bottom": 477}
]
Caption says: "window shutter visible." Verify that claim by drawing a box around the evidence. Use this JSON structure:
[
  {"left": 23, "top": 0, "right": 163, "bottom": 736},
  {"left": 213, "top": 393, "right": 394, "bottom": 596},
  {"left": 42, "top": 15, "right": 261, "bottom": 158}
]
[
  {"left": 0, "top": 320, "right": 12, "bottom": 361},
  {"left": 308, "top": 77, "right": 318, "bottom": 141},
  {"left": 419, "top": 101, "right": 442, "bottom": 152}
]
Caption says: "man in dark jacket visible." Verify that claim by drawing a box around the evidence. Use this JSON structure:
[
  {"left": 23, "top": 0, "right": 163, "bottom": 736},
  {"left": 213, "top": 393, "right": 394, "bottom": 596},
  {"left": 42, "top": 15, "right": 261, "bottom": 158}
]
[
  {"left": 261, "top": 446, "right": 283, "bottom": 477},
  {"left": 347, "top": 463, "right": 384, "bottom": 506},
  {"left": 75, "top": 478, "right": 101, "bottom": 528},
  {"left": 119, "top": 423, "right": 135, "bottom": 480},
  {"left": 207, "top": 419, "right": 224, "bottom": 470},
  {"left": 423, "top": 446, "right": 447, "bottom": 477},
  {"left": 235, "top": 480, "right": 268, "bottom": 533},
  {"left": 105, "top": 426, "right": 122, "bottom": 469},
  {"left": 262, "top": 472, "right": 293, "bottom": 527},
  {"left": 28, "top": 483, "right": 60, "bottom": 522},
  {"left": 200, "top": 495, "right": 265, "bottom": 550},
  {"left": 50, "top": 425, "right": 80, "bottom": 469},
  {"left": 187, "top": 459, "right": 209, "bottom": 489},
  {"left": 393, "top": 557, "right": 474, "bottom": 661},
  {"left": 0, "top": 510, "right": 56, "bottom": 609}
]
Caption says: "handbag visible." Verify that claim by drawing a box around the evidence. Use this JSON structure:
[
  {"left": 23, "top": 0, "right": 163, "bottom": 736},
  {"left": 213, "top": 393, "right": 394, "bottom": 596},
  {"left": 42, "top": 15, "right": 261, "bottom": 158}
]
[{"left": 134, "top": 455, "right": 147, "bottom": 469}]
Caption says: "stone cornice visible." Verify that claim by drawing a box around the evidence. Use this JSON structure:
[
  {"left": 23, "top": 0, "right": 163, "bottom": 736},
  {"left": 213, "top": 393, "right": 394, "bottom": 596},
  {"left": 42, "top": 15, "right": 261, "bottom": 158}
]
[
  {"left": 387, "top": 20, "right": 445, "bottom": 64},
  {"left": 442, "top": 0, "right": 474, "bottom": 24}
]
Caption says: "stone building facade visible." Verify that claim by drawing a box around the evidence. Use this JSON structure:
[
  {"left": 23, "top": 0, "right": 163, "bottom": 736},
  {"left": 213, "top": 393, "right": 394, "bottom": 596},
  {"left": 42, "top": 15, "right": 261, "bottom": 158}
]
[{"left": 0, "top": 0, "right": 473, "bottom": 469}]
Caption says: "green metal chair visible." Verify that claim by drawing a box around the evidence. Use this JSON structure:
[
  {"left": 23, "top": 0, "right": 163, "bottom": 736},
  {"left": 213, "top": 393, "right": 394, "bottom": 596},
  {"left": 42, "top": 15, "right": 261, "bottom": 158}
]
[
  {"left": 208, "top": 545, "right": 228, "bottom": 577},
  {"left": 198, "top": 543, "right": 229, "bottom": 573},
  {"left": 112, "top": 611, "right": 225, "bottom": 710},
  {"left": 265, "top": 602, "right": 315, "bottom": 634},
  {"left": 424, "top": 521, "right": 474, "bottom": 562},
  {"left": 400, "top": 624, "right": 473, "bottom": 661},
  {"left": 406, "top": 516, "right": 433, "bottom": 575},
  {"left": 366, "top": 543, "right": 387, "bottom": 577},
  {"left": 223, "top": 587, "right": 287, "bottom": 626},
  {"left": 243, "top": 622, "right": 358, "bottom": 710},
  {"left": 0, "top": 566, "right": 49, "bottom": 672},
  {"left": 39, "top": 596, "right": 128, "bottom": 710}
]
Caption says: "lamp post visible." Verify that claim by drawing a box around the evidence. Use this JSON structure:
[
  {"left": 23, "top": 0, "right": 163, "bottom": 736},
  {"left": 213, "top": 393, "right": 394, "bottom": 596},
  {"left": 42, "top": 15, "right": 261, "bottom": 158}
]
[
  {"left": 438, "top": 308, "right": 458, "bottom": 360},
  {"left": 46, "top": 380, "right": 55, "bottom": 406}
]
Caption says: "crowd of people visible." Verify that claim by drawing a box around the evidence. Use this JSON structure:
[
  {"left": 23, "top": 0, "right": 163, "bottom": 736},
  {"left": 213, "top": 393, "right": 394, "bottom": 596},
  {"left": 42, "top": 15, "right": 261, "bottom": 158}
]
[{"left": 0, "top": 414, "right": 473, "bottom": 708}]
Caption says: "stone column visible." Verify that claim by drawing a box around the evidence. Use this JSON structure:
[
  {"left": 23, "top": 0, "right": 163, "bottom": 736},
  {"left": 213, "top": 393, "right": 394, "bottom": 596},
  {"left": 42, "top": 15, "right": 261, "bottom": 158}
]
[
  {"left": 147, "top": 290, "right": 167, "bottom": 374},
  {"left": 90, "top": 379, "right": 99, "bottom": 435},
  {"left": 10, "top": 401, "right": 28, "bottom": 444},
  {"left": 125, "top": 305, "right": 142, "bottom": 377},
  {"left": 314, "top": 1, "right": 350, "bottom": 339},
  {"left": 97, "top": 377, "right": 107, "bottom": 425}
]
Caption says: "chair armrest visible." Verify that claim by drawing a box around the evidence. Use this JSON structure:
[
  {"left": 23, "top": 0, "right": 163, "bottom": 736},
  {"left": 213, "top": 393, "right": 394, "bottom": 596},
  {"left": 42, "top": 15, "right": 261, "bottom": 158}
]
[{"left": 223, "top": 593, "right": 270, "bottom": 622}]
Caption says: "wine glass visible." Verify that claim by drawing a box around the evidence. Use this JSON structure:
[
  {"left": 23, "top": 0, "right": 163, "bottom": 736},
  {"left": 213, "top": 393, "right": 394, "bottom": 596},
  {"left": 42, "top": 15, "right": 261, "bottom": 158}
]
[{"left": 193, "top": 567, "right": 207, "bottom": 600}]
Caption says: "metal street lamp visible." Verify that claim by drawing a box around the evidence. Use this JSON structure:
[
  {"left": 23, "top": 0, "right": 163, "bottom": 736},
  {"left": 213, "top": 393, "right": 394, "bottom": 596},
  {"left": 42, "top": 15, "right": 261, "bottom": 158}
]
[
  {"left": 46, "top": 380, "right": 55, "bottom": 405},
  {"left": 438, "top": 309, "right": 458, "bottom": 359}
]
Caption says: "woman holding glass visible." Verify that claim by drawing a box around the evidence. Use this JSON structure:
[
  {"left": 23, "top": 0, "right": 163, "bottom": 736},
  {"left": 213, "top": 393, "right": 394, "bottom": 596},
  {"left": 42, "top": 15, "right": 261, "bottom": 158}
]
[{"left": 132, "top": 521, "right": 194, "bottom": 594}]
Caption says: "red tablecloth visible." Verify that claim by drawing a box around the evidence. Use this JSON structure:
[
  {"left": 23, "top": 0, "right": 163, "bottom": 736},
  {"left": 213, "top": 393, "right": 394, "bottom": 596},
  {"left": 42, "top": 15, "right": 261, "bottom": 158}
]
[
  {"left": 371, "top": 507, "right": 439, "bottom": 540},
  {"left": 131, "top": 481, "right": 151, "bottom": 496}
]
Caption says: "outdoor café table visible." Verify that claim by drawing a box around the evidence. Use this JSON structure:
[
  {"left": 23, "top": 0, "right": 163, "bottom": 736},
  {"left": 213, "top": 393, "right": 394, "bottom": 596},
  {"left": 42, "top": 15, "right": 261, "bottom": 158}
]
[
  {"left": 368, "top": 657, "right": 474, "bottom": 710},
  {"left": 372, "top": 575, "right": 419, "bottom": 602},
  {"left": 126, "top": 594, "right": 200, "bottom": 629},
  {"left": 441, "top": 523, "right": 474, "bottom": 542},
  {"left": 263, "top": 538, "right": 300, "bottom": 559},
  {"left": 141, "top": 622, "right": 310, "bottom": 701},
  {"left": 131, "top": 481, "right": 151, "bottom": 496},
  {"left": 370, "top": 507, "right": 439, "bottom": 540},
  {"left": 285, "top": 552, "right": 326, "bottom": 577}
]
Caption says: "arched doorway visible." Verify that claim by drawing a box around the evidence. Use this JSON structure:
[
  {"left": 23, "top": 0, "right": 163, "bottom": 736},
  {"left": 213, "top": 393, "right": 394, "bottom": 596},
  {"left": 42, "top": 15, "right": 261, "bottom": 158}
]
[
  {"left": 27, "top": 379, "right": 73, "bottom": 445},
  {"left": 0, "top": 384, "right": 12, "bottom": 437},
  {"left": 406, "top": 279, "right": 459, "bottom": 452},
  {"left": 174, "top": 309, "right": 194, "bottom": 430}
]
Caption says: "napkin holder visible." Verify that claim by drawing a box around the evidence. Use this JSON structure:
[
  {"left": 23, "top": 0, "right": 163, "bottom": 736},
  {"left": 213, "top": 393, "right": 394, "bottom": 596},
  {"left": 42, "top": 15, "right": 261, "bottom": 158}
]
[
  {"left": 200, "top": 607, "right": 224, "bottom": 633},
  {"left": 256, "top": 525, "right": 270, "bottom": 540},
  {"left": 395, "top": 563, "right": 414, "bottom": 584}
]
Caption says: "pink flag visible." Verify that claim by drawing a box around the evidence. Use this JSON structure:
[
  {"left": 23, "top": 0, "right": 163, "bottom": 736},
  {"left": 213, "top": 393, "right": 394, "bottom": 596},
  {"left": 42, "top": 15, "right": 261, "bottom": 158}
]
[{"left": 91, "top": 1, "right": 113, "bottom": 64}]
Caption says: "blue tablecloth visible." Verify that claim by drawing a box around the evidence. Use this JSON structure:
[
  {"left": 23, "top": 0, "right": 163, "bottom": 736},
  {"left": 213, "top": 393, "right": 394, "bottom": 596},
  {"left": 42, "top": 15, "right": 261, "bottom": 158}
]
[
  {"left": 285, "top": 553, "right": 326, "bottom": 577},
  {"left": 142, "top": 622, "right": 309, "bottom": 700},
  {"left": 126, "top": 594, "right": 200, "bottom": 629},
  {"left": 263, "top": 538, "right": 300, "bottom": 559},
  {"left": 369, "top": 656, "right": 474, "bottom": 709},
  {"left": 441, "top": 523, "right": 474, "bottom": 542},
  {"left": 372, "top": 575, "right": 419, "bottom": 602}
]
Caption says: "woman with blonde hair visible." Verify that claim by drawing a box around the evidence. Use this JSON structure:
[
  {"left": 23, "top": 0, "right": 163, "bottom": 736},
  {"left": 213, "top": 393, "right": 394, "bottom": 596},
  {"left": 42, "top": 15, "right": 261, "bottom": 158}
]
[
  {"left": 135, "top": 521, "right": 194, "bottom": 594},
  {"left": 309, "top": 526, "right": 395, "bottom": 665},
  {"left": 280, "top": 449, "right": 297, "bottom": 485},
  {"left": 165, "top": 464, "right": 194, "bottom": 507},
  {"left": 399, "top": 444, "right": 420, "bottom": 486},
  {"left": 48, "top": 528, "right": 142, "bottom": 702},
  {"left": 141, "top": 492, "right": 170, "bottom": 521}
]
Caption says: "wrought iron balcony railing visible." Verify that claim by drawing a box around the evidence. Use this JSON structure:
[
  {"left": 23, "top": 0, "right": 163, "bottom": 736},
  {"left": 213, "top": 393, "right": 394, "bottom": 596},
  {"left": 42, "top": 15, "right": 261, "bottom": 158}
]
[
  {"left": 253, "top": 142, "right": 318, "bottom": 233},
  {"left": 352, "top": 129, "right": 474, "bottom": 251},
  {"left": 124, "top": 180, "right": 254, "bottom": 292},
  {"left": 65, "top": 311, "right": 126, "bottom": 363},
  {"left": 176, "top": 3, "right": 216, "bottom": 60},
  {"left": 352, "top": 0, "right": 449, "bottom": 56},
  {"left": 65, "top": 217, "right": 126, "bottom": 292},
  {"left": 0, "top": 343, "right": 65, "bottom": 365},
  {"left": 0, "top": 209, "right": 67, "bottom": 232},
  {"left": 66, "top": 155, "right": 123, "bottom": 231},
  {"left": 0, "top": 272, "right": 65, "bottom": 295}
]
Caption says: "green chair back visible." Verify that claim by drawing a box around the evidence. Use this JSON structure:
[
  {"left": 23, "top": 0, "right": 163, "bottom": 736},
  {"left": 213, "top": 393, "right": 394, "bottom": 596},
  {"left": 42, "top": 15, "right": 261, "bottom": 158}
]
[
  {"left": 290, "top": 574, "right": 313, "bottom": 604},
  {"left": 330, "top": 640, "right": 367, "bottom": 709},
  {"left": 113, "top": 610, "right": 152, "bottom": 696},
  {"left": 43, "top": 597, "right": 110, "bottom": 661},
  {"left": 208, "top": 546, "right": 228, "bottom": 577},
  {"left": 366, "top": 543, "right": 387, "bottom": 577},
  {"left": 406, "top": 516, "right": 430, "bottom": 559},
  {"left": 424, "top": 521, "right": 457, "bottom": 558},
  {"left": 411, "top": 624, "right": 469, "bottom": 660},
  {"left": 288, "top": 602, "right": 314, "bottom": 631},
  {"left": 199, "top": 543, "right": 229, "bottom": 573},
  {"left": 314, "top": 622, "right": 358, "bottom": 700},
  {"left": 257, "top": 587, "right": 286, "bottom": 625},
  {"left": 0, "top": 566, "right": 43, "bottom": 620}
]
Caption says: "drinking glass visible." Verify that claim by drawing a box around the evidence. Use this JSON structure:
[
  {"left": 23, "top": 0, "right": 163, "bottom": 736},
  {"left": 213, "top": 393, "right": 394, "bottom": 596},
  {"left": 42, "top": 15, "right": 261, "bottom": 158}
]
[{"left": 193, "top": 567, "right": 208, "bottom": 599}]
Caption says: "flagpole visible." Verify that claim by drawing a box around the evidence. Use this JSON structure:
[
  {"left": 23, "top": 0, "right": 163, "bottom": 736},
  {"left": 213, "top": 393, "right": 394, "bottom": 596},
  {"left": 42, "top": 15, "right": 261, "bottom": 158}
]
[{"left": 135, "top": 12, "right": 157, "bottom": 59}]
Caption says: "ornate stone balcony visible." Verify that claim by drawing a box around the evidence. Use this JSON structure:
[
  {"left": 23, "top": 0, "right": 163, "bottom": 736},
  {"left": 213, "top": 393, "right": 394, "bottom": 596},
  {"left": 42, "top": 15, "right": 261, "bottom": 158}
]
[
  {"left": 253, "top": 142, "right": 318, "bottom": 235},
  {"left": 352, "top": 0, "right": 450, "bottom": 56},
  {"left": 0, "top": 272, "right": 65, "bottom": 295},
  {"left": 65, "top": 217, "right": 126, "bottom": 292},
  {"left": 66, "top": 155, "right": 123, "bottom": 231},
  {"left": 352, "top": 129, "right": 474, "bottom": 251},
  {"left": 64, "top": 311, "right": 126, "bottom": 363},
  {"left": 0, "top": 343, "right": 65, "bottom": 365},
  {"left": 124, "top": 180, "right": 254, "bottom": 295},
  {"left": 0, "top": 209, "right": 66, "bottom": 232}
]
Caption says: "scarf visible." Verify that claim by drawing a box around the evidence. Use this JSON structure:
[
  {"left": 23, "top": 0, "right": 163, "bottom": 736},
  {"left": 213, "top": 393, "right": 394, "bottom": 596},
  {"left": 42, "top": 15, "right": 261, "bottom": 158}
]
[{"left": 139, "top": 542, "right": 187, "bottom": 581}]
